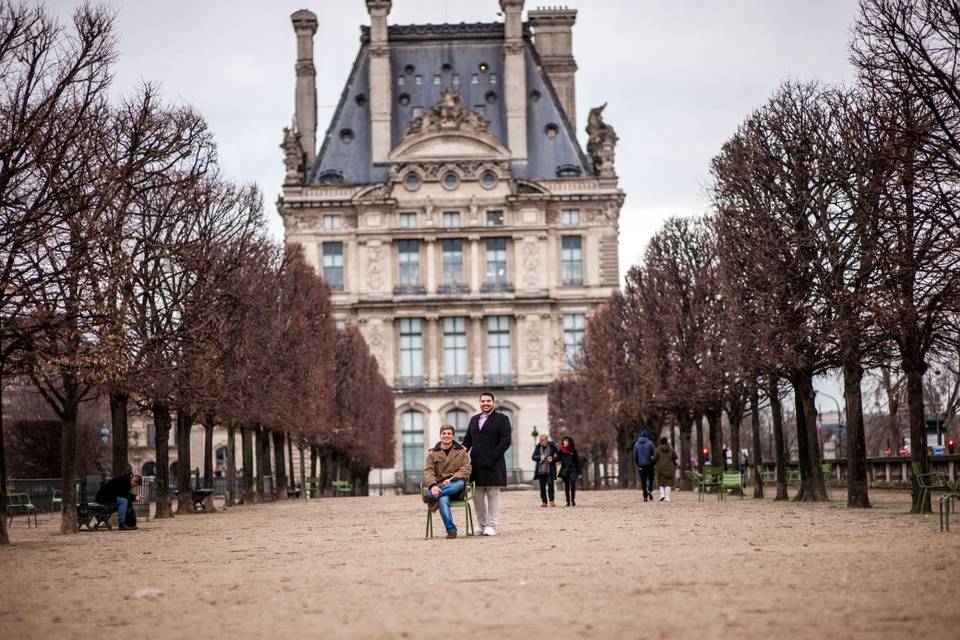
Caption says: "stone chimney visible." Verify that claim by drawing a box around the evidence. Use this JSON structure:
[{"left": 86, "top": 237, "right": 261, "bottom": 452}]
[
  {"left": 291, "top": 10, "right": 318, "bottom": 167},
  {"left": 366, "top": 0, "right": 392, "bottom": 164},
  {"left": 500, "top": 0, "right": 527, "bottom": 161},
  {"left": 528, "top": 6, "right": 577, "bottom": 127}
]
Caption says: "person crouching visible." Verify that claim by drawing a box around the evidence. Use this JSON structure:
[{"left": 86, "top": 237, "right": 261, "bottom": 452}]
[{"left": 423, "top": 424, "right": 472, "bottom": 538}]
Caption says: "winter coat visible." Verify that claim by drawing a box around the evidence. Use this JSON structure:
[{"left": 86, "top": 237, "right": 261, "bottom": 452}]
[
  {"left": 633, "top": 435, "right": 656, "bottom": 467},
  {"left": 556, "top": 448, "right": 581, "bottom": 481},
  {"left": 651, "top": 443, "right": 676, "bottom": 487},
  {"left": 531, "top": 442, "right": 559, "bottom": 480},
  {"left": 95, "top": 474, "right": 136, "bottom": 505},
  {"left": 461, "top": 410, "right": 512, "bottom": 487},
  {"left": 423, "top": 441, "right": 472, "bottom": 510}
]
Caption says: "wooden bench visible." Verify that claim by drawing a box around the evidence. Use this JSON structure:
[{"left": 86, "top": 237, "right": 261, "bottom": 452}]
[{"left": 77, "top": 475, "right": 118, "bottom": 531}]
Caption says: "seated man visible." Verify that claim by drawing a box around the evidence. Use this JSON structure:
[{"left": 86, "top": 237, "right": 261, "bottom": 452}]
[
  {"left": 95, "top": 473, "right": 142, "bottom": 531},
  {"left": 423, "top": 424, "right": 472, "bottom": 539}
]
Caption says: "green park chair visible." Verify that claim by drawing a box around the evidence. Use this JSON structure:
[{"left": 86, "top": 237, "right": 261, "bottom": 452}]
[
  {"left": 758, "top": 468, "right": 777, "bottom": 493},
  {"left": 51, "top": 489, "right": 62, "bottom": 512},
  {"left": 912, "top": 463, "right": 950, "bottom": 512},
  {"left": 422, "top": 481, "right": 475, "bottom": 538},
  {"left": 939, "top": 482, "right": 960, "bottom": 532},
  {"left": 685, "top": 470, "right": 706, "bottom": 502},
  {"left": 822, "top": 463, "right": 833, "bottom": 498},
  {"left": 720, "top": 472, "right": 744, "bottom": 500},
  {"left": 331, "top": 480, "right": 351, "bottom": 496},
  {"left": 6, "top": 492, "right": 38, "bottom": 528},
  {"left": 702, "top": 465, "right": 724, "bottom": 500}
]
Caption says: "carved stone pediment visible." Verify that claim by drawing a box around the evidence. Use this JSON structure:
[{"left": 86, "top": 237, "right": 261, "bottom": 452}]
[{"left": 389, "top": 89, "right": 510, "bottom": 162}]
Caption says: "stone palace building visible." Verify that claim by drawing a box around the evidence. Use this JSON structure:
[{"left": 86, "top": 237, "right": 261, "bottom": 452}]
[{"left": 278, "top": 1, "right": 623, "bottom": 491}]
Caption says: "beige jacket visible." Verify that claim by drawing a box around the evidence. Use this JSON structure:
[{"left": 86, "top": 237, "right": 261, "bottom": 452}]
[{"left": 423, "top": 442, "right": 472, "bottom": 511}]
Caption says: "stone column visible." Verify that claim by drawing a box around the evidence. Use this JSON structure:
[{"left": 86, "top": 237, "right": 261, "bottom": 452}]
[
  {"left": 427, "top": 315, "right": 439, "bottom": 387},
  {"left": 469, "top": 235, "right": 481, "bottom": 293},
  {"left": 425, "top": 238, "right": 436, "bottom": 294},
  {"left": 291, "top": 10, "right": 318, "bottom": 166},
  {"left": 366, "top": 1, "right": 392, "bottom": 163},
  {"left": 471, "top": 313, "right": 484, "bottom": 386},
  {"left": 500, "top": 0, "right": 527, "bottom": 160},
  {"left": 528, "top": 7, "right": 578, "bottom": 127}
]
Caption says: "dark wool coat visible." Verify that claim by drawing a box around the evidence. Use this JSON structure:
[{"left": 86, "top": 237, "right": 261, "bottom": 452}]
[
  {"left": 95, "top": 474, "right": 136, "bottom": 505},
  {"left": 651, "top": 442, "right": 676, "bottom": 487},
  {"left": 461, "top": 410, "right": 512, "bottom": 487},
  {"left": 556, "top": 448, "right": 581, "bottom": 481},
  {"left": 531, "top": 441, "right": 559, "bottom": 480}
]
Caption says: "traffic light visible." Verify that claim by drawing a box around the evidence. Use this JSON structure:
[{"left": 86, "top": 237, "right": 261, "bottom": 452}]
[{"left": 949, "top": 439, "right": 956, "bottom": 454}]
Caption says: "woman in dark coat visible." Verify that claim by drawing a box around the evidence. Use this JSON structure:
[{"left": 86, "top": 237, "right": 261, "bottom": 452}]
[
  {"left": 556, "top": 436, "right": 581, "bottom": 507},
  {"left": 531, "top": 433, "right": 559, "bottom": 507},
  {"left": 651, "top": 436, "right": 676, "bottom": 502}
]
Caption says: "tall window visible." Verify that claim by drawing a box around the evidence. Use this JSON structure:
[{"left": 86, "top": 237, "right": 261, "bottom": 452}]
[
  {"left": 398, "top": 318, "right": 423, "bottom": 385},
  {"left": 443, "top": 317, "right": 468, "bottom": 383},
  {"left": 399, "top": 212, "right": 417, "bottom": 228},
  {"left": 323, "top": 214, "right": 342, "bottom": 230},
  {"left": 485, "top": 238, "right": 507, "bottom": 286},
  {"left": 401, "top": 410, "right": 424, "bottom": 472},
  {"left": 323, "top": 242, "right": 344, "bottom": 291},
  {"left": 445, "top": 409, "right": 469, "bottom": 443},
  {"left": 486, "top": 210, "right": 504, "bottom": 226},
  {"left": 563, "top": 313, "right": 586, "bottom": 367},
  {"left": 561, "top": 236, "right": 582, "bottom": 285},
  {"left": 441, "top": 239, "right": 464, "bottom": 287},
  {"left": 398, "top": 240, "right": 420, "bottom": 287},
  {"left": 487, "top": 315, "right": 511, "bottom": 382},
  {"left": 561, "top": 209, "right": 579, "bottom": 225},
  {"left": 442, "top": 211, "right": 460, "bottom": 227}
]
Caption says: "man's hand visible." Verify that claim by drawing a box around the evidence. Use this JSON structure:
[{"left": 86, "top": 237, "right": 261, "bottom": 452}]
[
  {"left": 430, "top": 485, "right": 440, "bottom": 498},
  {"left": 135, "top": 496, "right": 143, "bottom": 503},
  {"left": 441, "top": 478, "right": 451, "bottom": 487}
]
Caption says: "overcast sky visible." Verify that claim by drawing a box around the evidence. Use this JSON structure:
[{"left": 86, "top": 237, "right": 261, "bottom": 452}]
[{"left": 50, "top": 0, "right": 861, "bottom": 278}]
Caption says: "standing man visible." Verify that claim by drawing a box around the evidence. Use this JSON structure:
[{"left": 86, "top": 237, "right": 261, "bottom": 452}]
[
  {"left": 633, "top": 430, "right": 656, "bottom": 502},
  {"left": 462, "top": 391, "right": 512, "bottom": 536}
]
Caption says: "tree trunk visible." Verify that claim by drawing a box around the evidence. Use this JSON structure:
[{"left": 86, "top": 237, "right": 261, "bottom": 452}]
[
  {"left": 726, "top": 398, "right": 744, "bottom": 471},
  {"left": 842, "top": 359, "right": 871, "bottom": 508},
  {"left": 677, "top": 410, "right": 692, "bottom": 490},
  {"left": 241, "top": 426, "right": 254, "bottom": 504},
  {"left": 298, "top": 442, "right": 306, "bottom": 500},
  {"left": 202, "top": 413, "right": 216, "bottom": 512},
  {"left": 287, "top": 436, "right": 295, "bottom": 491},
  {"left": 694, "top": 412, "right": 705, "bottom": 469},
  {"left": 226, "top": 424, "right": 237, "bottom": 507},
  {"left": 750, "top": 386, "right": 764, "bottom": 498},
  {"left": 705, "top": 406, "right": 722, "bottom": 466},
  {"left": 768, "top": 379, "right": 789, "bottom": 501},
  {"left": 273, "top": 430, "right": 288, "bottom": 500},
  {"left": 0, "top": 382, "right": 9, "bottom": 545},
  {"left": 176, "top": 409, "right": 194, "bottom": 514},
  {"left": 310, "top": 445, "right": 318, "bottom": 482},
  {"left": 792, "top": 371, "right": 827, "bottom": 501},
  {"left": 153, "top": 402, "right": 174, "bottom": 518},
  {"left": 258, "top": 427, "right": 272, "bottom": 498},
  {"left": 109, "top": 391, "right": 129, "bottom": 476},
  {"left": 59, "top": 377, "right": 80, "bottom": 534},
  {"left": 904, "top": 360, "right": 931, "bottom": 513}
]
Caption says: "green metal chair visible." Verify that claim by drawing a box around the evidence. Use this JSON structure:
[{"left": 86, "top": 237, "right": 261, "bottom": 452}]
[
  {"left": 51, "top": 489, "right": 62, "bottom": 512},
  {"left": 821, "top": 463, "right": 833, "bottom": 498},
  {"left": 702, "top": 465, "right": 724, "bottom": 500},
  {"left": 422, "top": 481, "right": 475, "bottom": 538},
  {"left": 939, "top": 483, "right": 960, "bottom": 532},
  {"left": 758, "top": 468, "right": 777, "bottom": 492},
  {"left": 720, "top": 472, "right": 744, "bottom": 500},
  {"left": 6, "top": 492, "right": 38, "bottom": 528},
  {"left": 685, "top": 470, "right": 706, "bottom": 501},
  {"left": 912, "top": 462, "right": 950, "bottom": 512},
  {"left": 331, "top": 480, "right": 350, "bottom": 496}
]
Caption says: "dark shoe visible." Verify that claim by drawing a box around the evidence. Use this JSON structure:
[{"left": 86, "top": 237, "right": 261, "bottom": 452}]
[
  {"left": 118, "top": 524, "right": 136, "bottom": 531},
  {"left": 549, "top": 501, "right": 556, "bottom": 507},
  {"left": 446, "top": 531, "right": 457, "bottom": 539},
  {"left": 540, "top": 503, "right": 548, "bottom": 508},
  {"left": 571, "top": 501, "right": 576, "bottom": 507}
]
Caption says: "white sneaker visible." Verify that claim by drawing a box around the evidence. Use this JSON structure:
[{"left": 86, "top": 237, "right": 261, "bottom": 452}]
[{"left": 482, "top": 526, "right": 496, "bottom": 536}]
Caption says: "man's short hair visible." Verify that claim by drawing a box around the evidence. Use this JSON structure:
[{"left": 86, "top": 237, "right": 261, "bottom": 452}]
[
  {"left": 479, "top": 391, "right": 496, "bottom": 401},
  {"left": 440, "top": 424, "right": 455, "bottom": 435},
  {"left": 131, "top": 474, "right": 142, "bottom": 485}
]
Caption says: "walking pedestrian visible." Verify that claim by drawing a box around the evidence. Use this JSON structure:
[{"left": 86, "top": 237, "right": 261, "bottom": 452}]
[
  {"left": 531, "top": 433, "right": 558, "bottom": 507},
  {"left": 556, "top": 437, "right": 581, "bottom": 507},
  {"left": 462, "top": 391, "right": 512, "bottom": 536},
  {"left": 633, "top": 430, "right": 656, "bottom": 502},
  {"left": 651, "top": 436, "right": 676, "bottom": 502}
]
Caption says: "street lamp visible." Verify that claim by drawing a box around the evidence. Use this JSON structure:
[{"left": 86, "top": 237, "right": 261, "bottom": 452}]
[
  {"left": 531, "top": 425, "right": 539, "bottom": 445},
  {"left": 817, "top": 391, "right": 844, "bottom": 458}
]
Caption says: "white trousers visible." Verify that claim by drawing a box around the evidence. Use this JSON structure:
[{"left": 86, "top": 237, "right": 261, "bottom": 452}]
[{"left": 473, "top": 486, "right": 501, "bottom": 529}]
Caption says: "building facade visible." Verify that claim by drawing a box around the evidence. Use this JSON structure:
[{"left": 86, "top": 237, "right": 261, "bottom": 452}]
[{"left": 279, "top": 1, "right": 623, "bottom": 491}]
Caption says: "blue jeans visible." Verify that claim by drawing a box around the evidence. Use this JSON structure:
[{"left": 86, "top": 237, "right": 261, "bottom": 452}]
[
  {"left": 117, "top": 497, "right": 129, "bottom": 525},
  {"left": 425, "top": 480, "right": 465, "bottom": 533}
]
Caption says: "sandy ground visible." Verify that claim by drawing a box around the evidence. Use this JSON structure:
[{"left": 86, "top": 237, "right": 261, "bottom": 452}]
[{"left": 1, "top": 489, "right": 958, "bottom": 639}]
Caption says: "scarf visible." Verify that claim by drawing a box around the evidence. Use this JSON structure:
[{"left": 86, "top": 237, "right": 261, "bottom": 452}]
[{"left": 561, "top": 444, "right": 571, "bottom": 454}]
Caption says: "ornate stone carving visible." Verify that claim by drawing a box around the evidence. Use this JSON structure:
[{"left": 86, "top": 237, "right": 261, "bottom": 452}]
[
  {"left": 281, "top": 126, "right": 305, "bottom": 183},
  {"left": 405, "top": 88, "right": 491, "bottom": 137},
  {"left": 521, "top": 241, "right": 541, "bottom": 289},
  {"left": 367, "top": 323, "right": 385, "bottom": 368},
  {"left": 526, "top": 317, "right": 544, "bottom": 372},
  {"left": 366, "top": 245, "right": 384, "bottom": 290},
  {"left": 586, "top": 103, "right": 618, "bottom": 178}
]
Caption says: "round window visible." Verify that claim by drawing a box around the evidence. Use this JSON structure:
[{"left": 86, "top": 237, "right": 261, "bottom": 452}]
[
  {"left": 544, "top": 123, "right": 559, "bottom": 139},
  {"left": 404, "top": 64, "right": 415, "bottom": 75},
  {"left": 404, "top": 173, "right": 421, "bottom": 191},
  {"left": 442, "top": 63, "right": 452, "bottom": 73},
  {"left": 480, "top": 171, "right": 497, "bottom": 189},
  {"left": 339, "top": 128, "right": 354, "bottom": 144},
  {"left": 529, "top": 89, "right": 542, "bottom": 103},
  {"left": 442, "top": 173, "right": 460, "bottom": 190},
  {"left": 398, "top": 93, "right": 411, "bottom": 106},
  {"left": 478, "top": 62, "right": 489, "bottom": 73},
  {"left": 354, "top": 94, "right": 367, "bottom": 106},
  {"left": 485, "top": 91, "right": 498, "bottom": 104}
]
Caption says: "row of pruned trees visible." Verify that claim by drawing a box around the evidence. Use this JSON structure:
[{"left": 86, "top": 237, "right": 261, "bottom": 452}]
[
  {"left": 550, "top": 0, "right": 960, "bottom": 512},
  {"left": 0, "top": 2, "right": 394, "bottom": 544}
]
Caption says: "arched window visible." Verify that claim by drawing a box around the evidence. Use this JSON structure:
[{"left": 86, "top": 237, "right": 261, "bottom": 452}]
[
  {"left": 401, "top": 410, "right": 425, "bottom": 472},
  {"left": 445, "top": 409, "right": 469, "bottom": 443},
  {"left": 141, "top": 461, "right": 156, "bottom": 476}
]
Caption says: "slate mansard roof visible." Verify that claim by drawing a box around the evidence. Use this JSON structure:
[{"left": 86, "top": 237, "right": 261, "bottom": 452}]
[{"left": 309, "top": 22, "right": 591, "bottom": 185}]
